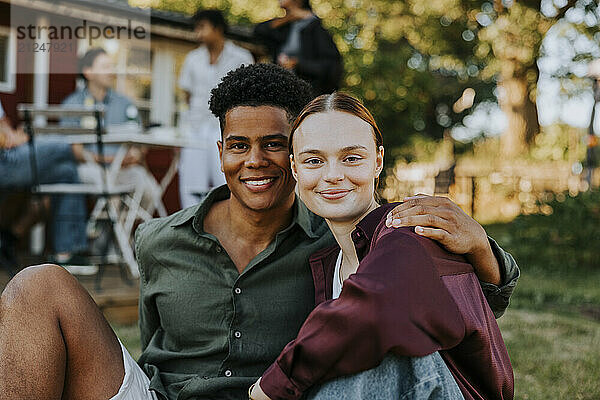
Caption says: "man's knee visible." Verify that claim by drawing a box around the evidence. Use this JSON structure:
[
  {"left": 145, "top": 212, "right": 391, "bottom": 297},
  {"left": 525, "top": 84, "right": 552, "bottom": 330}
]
[{"left": 0, "top": 264, "right": 75, "bottom": 312}]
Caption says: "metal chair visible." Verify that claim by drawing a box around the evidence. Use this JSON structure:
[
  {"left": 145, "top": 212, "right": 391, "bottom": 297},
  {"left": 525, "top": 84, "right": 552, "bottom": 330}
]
[{"left": 18, "top": 104, "right": 140, "bottom": 288}]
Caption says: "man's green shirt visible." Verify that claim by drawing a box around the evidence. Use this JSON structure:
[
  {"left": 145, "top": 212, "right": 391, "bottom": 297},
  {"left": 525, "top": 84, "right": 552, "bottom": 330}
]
[
  {"left": 135, "top": 186, "right": 334, "bottom": 399},
  {"left": 135, "top": 185, "right": 519, "bottom": 400}
]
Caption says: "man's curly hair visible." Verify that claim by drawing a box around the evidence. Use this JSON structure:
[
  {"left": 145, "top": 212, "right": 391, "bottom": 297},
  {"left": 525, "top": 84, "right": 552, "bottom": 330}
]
[{"left": 209, "top": 63, "right": 314, "bottom": 133}]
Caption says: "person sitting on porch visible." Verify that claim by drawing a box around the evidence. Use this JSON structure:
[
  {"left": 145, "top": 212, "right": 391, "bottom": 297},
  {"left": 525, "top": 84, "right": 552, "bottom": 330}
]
[
  {"left": 0, "top": 99, "right": 90, "bottom": 274},
  {"left": 61, "top": 47, "right": 160, "bottom": 218}
]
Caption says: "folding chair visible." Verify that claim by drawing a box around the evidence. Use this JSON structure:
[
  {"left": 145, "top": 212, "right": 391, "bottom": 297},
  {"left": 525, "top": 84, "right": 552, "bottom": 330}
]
[{"left": 18, "top": 104, "right": 140, "bottom": 288}]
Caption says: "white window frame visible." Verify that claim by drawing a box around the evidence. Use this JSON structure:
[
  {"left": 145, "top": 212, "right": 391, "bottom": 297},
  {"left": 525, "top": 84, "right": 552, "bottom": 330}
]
[{"left": 0, "top": 26, "right": 16, "bottom": 93}]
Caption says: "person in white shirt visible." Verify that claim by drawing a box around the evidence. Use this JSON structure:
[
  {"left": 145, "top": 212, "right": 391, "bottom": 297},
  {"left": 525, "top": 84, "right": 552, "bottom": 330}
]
[{"left": 178, "top": 9, "right": 254, "bottom": 208}]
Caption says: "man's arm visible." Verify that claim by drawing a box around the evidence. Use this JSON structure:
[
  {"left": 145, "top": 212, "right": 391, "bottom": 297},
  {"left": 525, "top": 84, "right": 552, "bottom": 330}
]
[
  {"left": 0, "top": 116, "right": 12, "bottom": 148},
  {"left": 0, "top": 116, "right": 28, "bottom": 149},
  {"left": 385, "top": 194, "right": 520, "bottom": 318},
  {"left": 134, "top": 223, "right": 161, "bottom": 350},
  {"left": 177, "top": 53, "right": 194, "bottom": 106}
]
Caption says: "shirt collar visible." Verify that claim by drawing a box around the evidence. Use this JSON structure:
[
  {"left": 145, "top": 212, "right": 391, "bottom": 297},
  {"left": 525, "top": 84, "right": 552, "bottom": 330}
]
[
  {"left": 168, "top": 184, "right": 230, "bottom": 232},
  {"left": 82, "top": 86, "right": 113, "bottom": 104},
  {"left": 295, "top": 198, "right": 320, "bottom": 239},
  {"left": 169, "top": 184, "right": 320, "bottom": 239},
  {"left": 351, "top": 203, "right": 398, "bottom": 259},
  {"left": 294, "top": 14, "right": 318, "bottom": 28}
]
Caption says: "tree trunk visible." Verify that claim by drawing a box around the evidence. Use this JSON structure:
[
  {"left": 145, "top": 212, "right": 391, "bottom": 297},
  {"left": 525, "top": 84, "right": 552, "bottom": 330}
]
[{"left": 498, "top": 67, "right": 540, "bottom": 157}]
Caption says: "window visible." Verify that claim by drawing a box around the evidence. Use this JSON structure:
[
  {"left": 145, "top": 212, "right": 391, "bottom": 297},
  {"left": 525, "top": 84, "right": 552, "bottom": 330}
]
[{"left": 0, "top": 26, "right": 16, "bottom": 93}]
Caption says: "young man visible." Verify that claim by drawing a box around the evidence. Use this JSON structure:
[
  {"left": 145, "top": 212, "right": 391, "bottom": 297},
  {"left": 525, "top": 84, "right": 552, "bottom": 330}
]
[
  {"left": 62, "top": 48, "right": 160, "bottom": 222},
  {"left": 178, "top": 9, "right": 254, "bottom": 208},
  {"left": 0, "top": 64, "right": 518, "bottom": 399}
]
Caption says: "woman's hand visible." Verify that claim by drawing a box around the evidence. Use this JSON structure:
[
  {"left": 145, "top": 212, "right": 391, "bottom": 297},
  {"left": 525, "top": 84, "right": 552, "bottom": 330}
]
[
  {"left": 385, "top": 194, "right": 501, "bottom": 285},
  {"left": 249, "top": 378, "right": 271, "bottom": 400}
]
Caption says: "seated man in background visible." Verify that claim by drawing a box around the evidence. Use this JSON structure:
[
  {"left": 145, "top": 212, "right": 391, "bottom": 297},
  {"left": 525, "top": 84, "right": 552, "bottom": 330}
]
[
  {"left": 0, "top": 100, "right": 89, "bottom": 274},
  {"left": 62, "top": 48, "right": 160, "bottom": 219}
]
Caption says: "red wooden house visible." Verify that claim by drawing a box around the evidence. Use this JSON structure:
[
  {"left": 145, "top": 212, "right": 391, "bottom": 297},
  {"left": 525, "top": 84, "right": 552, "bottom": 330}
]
[{"left": 0, "top": 0, "right": 259, "bottom": 212}]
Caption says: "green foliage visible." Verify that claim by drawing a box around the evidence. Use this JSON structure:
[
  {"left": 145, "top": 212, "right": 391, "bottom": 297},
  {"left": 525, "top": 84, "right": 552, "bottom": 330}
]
[
  {"left": 486, "top": 190, "right": 600, "bottom": 273},
  {"left": 136, "top": 0, "right": 599, "bottom": 156},
  {"left": 391, "top": 134, "right": 443, "bottom": 164},
  {"left": 506, "top": 265, "right": 600, "bottom": 312},
  {"left": 530, "top": 124, "right": 583, "bottom": 162},
  {"left": 485, "top": 189, "right": 600, "bottom": 398}
]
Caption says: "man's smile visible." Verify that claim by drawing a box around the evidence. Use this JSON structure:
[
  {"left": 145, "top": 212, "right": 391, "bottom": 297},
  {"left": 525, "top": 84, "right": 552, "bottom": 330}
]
[{"left": 241, "top": 176, "right": 278, "bottom": 191}]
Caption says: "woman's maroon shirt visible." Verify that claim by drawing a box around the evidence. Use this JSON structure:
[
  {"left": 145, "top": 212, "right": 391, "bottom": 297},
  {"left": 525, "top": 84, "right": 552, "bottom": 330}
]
[{"left": 260, "top": 203, "right": 514, "bottom": 400}]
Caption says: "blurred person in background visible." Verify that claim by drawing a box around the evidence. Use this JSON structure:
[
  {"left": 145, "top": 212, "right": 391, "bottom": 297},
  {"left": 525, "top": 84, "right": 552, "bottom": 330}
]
[
  {"left": 0, "top": 100, "right": 89, "bottom": 274},
  {"left": 178, "top": 9, "right": 254, "bottom": 208},
  {"left": 62, "top": 47, "right": 160, "bottom": 217},
  {"left": 254, "top": 0, "right": 343, "bottom": 96}
]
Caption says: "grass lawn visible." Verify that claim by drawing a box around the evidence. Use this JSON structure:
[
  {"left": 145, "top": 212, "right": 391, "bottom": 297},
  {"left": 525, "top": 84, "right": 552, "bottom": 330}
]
[
  {"left": 498, "top": 309, "right": 600, "bottom": 399},
  {"left": 488, "top": 212, "right": 600, "bottom": 400},
  {"left": 114, "top": 194, "right": 600, "bottom": 399},
  {"left": 113, "top": 323, "right": 142, "bottom": 361}
]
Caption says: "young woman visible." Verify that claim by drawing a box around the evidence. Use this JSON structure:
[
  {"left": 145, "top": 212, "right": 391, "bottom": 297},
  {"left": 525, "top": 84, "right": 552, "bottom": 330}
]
[{"left": 250, "top": 93, "right": 514, "bottom": 400}]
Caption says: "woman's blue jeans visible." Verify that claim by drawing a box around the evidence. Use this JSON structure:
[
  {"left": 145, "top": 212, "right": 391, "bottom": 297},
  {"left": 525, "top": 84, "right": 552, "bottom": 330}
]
[
  {"left": 0, "top": 138, "right": 87, "bottom": 254},
  {"left": 306, "top": 352, "right": 464, "bottom": 400}
]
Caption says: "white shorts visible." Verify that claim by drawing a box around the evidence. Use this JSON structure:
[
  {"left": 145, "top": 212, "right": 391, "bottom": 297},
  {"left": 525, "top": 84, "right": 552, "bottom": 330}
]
[{"left": 109, "top": 341, "right": 158, "bottom": 400}]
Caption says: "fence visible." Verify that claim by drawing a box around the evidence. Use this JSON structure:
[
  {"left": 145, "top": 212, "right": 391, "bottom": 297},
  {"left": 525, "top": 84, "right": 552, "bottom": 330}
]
[{"left": 382, "top": 160, "right": 599, "bottom": 223}]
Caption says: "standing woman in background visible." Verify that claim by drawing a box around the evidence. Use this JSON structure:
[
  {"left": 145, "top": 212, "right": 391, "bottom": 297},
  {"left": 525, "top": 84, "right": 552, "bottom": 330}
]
[{"left": 254, "top": 0, "right": 343, "bottom": 96}]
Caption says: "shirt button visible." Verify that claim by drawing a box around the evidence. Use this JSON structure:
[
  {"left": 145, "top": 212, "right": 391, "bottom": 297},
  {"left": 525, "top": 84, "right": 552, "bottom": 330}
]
[
  {"left": 224, "top": 370, "right": 232, "bottom": 377},
  {"left": 234, "top": 331, "right": 242, "bottom": 338},
  {"left": 234, "top": 287, "right": 242, "bottom": 295},
  {"left": 216, "top": 246, "right": 222, "bottom": 253}
]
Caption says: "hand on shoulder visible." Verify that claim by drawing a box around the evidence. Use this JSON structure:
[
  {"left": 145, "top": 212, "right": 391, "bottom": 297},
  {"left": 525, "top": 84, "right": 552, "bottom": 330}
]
[{"left": 384, "top": 194, "right": 501, "bottom": 285}]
